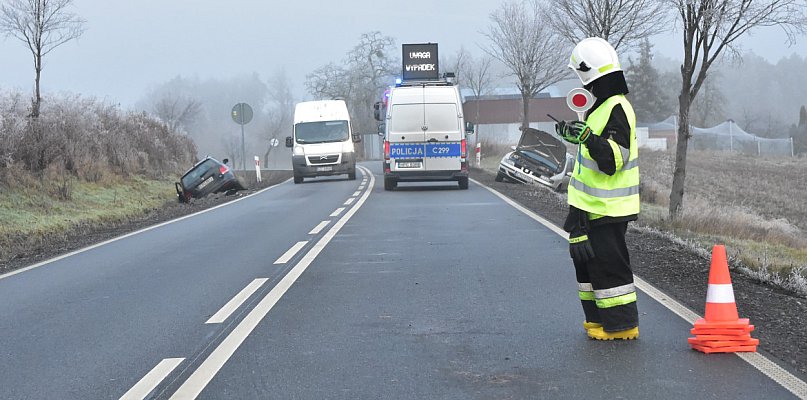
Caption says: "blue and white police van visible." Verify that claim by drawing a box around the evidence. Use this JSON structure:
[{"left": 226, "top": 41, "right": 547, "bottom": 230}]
[{"left": 375, "top": 43, "right": 473, "bottom": 191}]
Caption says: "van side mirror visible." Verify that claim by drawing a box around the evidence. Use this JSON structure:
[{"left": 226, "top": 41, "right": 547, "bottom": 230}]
[
  {"left": 465, "top": 121, "right": 475, "bottom": 135},
  {"left": 373, "top": 102, "right": 383, "bottom": 122},
  {"left": 285, "top": 136, "right": 293, "bottom": 148},
  {"left": 377, "top": 123, "right": 386, "bottom": 136},
  {"left": 352, "top": 134, "right": 362, "bottom": 143}
]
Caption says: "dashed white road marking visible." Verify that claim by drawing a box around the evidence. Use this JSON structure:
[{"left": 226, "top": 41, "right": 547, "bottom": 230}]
[
  {"left": 330, "top": 207, "right": 345, "bottom": 217},
  {"left": 472, "top": 178, "right": 807, "bottom": 399},
  {"left": 308, "top": 221, "right": 330, "bottom": 235},
  {"left": 344, "top": 197, "right": 355, "bottom": 206},
  {"left": 273, "top": 241, "right": 308, "bottom": 264},
  {"left": 120, "top": 358, "right": 184, "bottom": 400},
  {"left": 205, "top": 279, "right": 269, "bottom": 324},
  {"left": 352, "top": 191, "right": 361, "bottom": 197},
  {"left": 169, "top": 166, "right": 375, "bottom": 399}
]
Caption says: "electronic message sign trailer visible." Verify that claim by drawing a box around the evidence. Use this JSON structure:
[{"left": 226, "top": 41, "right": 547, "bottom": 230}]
[{"left": 401, "top": 43, "right": 439, "bottom": 81}]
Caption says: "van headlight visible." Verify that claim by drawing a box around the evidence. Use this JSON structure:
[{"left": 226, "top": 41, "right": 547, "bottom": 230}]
[
  {"left": 293, "top": 146, "right": 305, "bottom": 156},
  {"left": 342, "top": 142, "right": 354, "bottom": 153}
]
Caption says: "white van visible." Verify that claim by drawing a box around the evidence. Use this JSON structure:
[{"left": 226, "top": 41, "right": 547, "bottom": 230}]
[
  {"left": 377, "top": 81, "right": 473, "bottom": 190},
  {"left": 286, "top": 100, "right": 359, "bottom": 184}
]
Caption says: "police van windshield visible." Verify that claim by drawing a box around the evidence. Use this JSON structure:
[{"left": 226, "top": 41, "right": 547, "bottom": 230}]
[{"left": 295, "top": 120, "right": 349, "bottom": 143}]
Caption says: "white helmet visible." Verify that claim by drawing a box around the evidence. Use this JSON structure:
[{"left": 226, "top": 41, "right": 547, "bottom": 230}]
[{"left": 568, "top": 37, "right": 622, "bottom": 85}]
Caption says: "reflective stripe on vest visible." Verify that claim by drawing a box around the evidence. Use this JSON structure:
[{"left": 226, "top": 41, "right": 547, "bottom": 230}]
[{"left": 567, "top": 95, "right": 640, "bottom": 217}]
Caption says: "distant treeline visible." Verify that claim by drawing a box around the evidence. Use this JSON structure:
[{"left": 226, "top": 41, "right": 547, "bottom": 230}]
[{"left": 0, "top": 90, "right": 197, "bottom": 187}]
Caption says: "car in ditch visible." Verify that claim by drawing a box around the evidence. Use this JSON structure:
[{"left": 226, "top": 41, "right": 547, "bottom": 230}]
[
  {"left": 496, "top": 127, "right": 574, "bottom": 192},
  {"left": 175, "top": 157, "right": 246, "bottom": 203}
]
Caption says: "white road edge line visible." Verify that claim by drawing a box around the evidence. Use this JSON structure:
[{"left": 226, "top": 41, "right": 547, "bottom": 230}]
[
  {"left": 308, "top": 221, "right": 330, "bottom": 235},
  {"left": 330, "top": 207, "right": 346, "bottom": 217},
  {"left": 471, "top": 178, "right": 807, "bottom": 399},
  {"left": 169, "top": 166, "right": 375, "bottom": 400},
  {"left": 344, "top": 197, "right": 356, "bottom": 206},
  {"left": 0, "top": 178, "right": 293, "bottom": 282},
  {"left": 273, "top": 241, "right": 308, "bottom": 265},
  {"left": 120, "top": 358, "right": 184, "bottom": 400},
  {"left": 205, "top": 279, "right": 269, "bottom": 324}
]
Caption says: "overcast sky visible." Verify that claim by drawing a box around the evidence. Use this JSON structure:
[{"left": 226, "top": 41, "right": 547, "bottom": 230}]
[{"left": 1, "top": 0, "right": 804, "bottom": 107}]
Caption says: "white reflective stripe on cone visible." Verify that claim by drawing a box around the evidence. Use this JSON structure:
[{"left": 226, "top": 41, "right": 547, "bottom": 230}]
[
  {"left": 578, "top": 282, "right": 593, "bottom": 292},
  {"left": 706, "top": 283, "right": 736, "bottom": 303}
]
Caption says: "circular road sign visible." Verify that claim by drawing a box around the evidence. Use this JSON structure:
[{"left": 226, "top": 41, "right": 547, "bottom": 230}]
[
  {"left": 231, "top": 103, "right": 253, "bottom": 125},
  {"left": 270, "top": 137, "right": 280, "bottom": 147},
  {"left": 566, "top": 88, "right": 594, "bottom": 116}
]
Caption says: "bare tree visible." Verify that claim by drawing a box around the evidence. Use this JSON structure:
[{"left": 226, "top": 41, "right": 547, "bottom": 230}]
[
  {"left": 547, "top": 0, "right": 669, "bottom": 50},
  {"left": 667, "top": 0, "right": 807, "bottom": 218},
  {"left": 152, "top": 95, "right": 202, "bottom": 133},
  {"left": 443, "top": 47, "right": 471, "bottom": 86},
  {"left": 462, "top": 54, "right": 495, "bottom": 138},
  {"left": 483, "top": 0, "right": 570, "bottom": 131},
  {"left": 0, "top": 0, "right": 85, "bottom": 118},
  {"left": 263, "top": 69, "right": 294, "bottom": 166}
]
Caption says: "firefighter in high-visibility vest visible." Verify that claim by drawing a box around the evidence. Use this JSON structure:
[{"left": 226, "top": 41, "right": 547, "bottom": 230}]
[{"left": 555, "top": 37, "right": 640, "bottom": 340}]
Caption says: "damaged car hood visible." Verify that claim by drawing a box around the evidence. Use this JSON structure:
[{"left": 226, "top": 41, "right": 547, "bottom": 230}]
[{"left": 515, "top": 128, "right": 566, "bottom": 171}]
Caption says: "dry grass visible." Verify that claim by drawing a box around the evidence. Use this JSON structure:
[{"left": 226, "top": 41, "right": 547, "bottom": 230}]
[{"left": 639, "top": 149, "right": 807, "bottom": 292}]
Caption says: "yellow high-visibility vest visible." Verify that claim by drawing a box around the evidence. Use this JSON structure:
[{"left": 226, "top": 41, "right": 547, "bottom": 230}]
[{"left": 567, "top": 95, "right": 640, "bottom": 217}]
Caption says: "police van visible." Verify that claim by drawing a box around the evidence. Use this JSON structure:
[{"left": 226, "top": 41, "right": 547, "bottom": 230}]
[
  {"left": 375, "top": 43, "right": 474, "bottom": 191},
  {"left": 286, "top": 100, "right": 360, "bottom": 184}
]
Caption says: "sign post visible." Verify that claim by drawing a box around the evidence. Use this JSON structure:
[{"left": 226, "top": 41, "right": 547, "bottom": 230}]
[
  {"left": 231, "top": 103, "right": 254, "bottom": 171},
  {"left": 254, "top": 156, "right": 262, "bottom": 182}
]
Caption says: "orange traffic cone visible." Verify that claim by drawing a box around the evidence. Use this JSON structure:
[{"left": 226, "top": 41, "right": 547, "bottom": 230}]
[{"left": 688, "top": 245, "right": 758, "bottom": 354}]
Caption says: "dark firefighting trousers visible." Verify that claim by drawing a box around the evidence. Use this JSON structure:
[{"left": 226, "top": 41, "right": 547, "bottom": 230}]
[{"left": 573, "top": 221, "right": 639, "bottom": 332}]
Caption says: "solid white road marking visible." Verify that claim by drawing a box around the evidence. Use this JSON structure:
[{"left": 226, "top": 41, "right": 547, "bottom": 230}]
[
  {"left": 205, "top": 279, "right": 269, "bottom": 324},
  {"left": 344, "top": 197, "right": 355, "bottom": 206},
  {"left": 169, "top": 166, "right": 375, "bottom": 399},
  {"left": 353, "top": 191, "right": 361, "bottom": 197},
  {"left": 330, "top": 207, "right": 345, "bottom": 217},
  {"left": 273, "top": 241, "right": 308, "bottom": 264},
  {"left": 0, "top": 178, "right": 293, "bottom": 282},
  {"left": 120, "top": 358, "right": 184, "bottom": 400},
  {"left": 308, "top": 221, "right": 330, "bottom": 235},
  {"left": 473, "top": 179, "right": 807, "bottom": 399}
]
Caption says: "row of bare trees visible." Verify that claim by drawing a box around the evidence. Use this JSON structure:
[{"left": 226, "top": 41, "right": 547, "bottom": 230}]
[{"left": 482, "top": 0, "right": 806, "bottom": 218}]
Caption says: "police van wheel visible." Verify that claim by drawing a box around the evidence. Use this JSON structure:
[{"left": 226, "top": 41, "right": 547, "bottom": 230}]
[
  {"left": 458, "top": 177, "right": 469, "bottom": 190},
  {"left": 294, "top": 175, "right": 303, "bottom": 184},
  {"left": 495, "top": 172, "right": 504, "bottom": 182},
  {"left": 348, "top": 170, "right": 357, "bottom": 180},
  {"left": 384, "top": 177, "right": 396, "bottom": 191}
]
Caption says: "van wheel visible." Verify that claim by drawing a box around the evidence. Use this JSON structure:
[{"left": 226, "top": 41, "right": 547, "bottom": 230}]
[
  {"left": 348, "top": 170, "right": 356, "bottom": 180},
  {"left": 495, "top": 172, "right": 504, "bottom": 182},
  {"left": 294, "top": 175, "right": 303, "bottom": 184},
  {"left": 384, "top": 177, "right": 396, "bottom": 191},
  {"left": 458, "top": 177, "right": 469, "bottom": 190}
]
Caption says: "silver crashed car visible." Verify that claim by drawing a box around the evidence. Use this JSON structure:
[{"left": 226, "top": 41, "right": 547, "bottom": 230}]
[{"left": 496, "top": 127, "right": 574, "bottom": 192}]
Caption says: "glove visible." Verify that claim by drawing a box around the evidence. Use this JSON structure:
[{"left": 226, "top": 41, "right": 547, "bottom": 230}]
[
  {"left": 557, "top": 120, "right": 592, "bottom": 144},
  {"left": 569, "top": 234, "right": 595, "bottom": 264}
]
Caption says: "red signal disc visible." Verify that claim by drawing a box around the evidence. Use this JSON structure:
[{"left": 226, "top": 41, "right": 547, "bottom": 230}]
[{"left": 572, "top": 94, "right": 588, "bottom": 108}]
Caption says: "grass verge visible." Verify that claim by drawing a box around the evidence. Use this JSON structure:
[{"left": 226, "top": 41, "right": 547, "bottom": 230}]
[{"left": 0, "top": 176, "right": 175, "bottom": 263}]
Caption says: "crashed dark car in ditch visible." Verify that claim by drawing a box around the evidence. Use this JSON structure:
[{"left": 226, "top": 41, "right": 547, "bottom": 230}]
[
  {"left": 496, "top": 127, "right": 574, "bottom": 192},
  {"left": 175, "top": 157, "right": 246, "bottom": 203}
]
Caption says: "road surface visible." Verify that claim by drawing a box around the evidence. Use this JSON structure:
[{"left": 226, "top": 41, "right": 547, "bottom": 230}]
[{"left": 0, "top": 163, "right": 802, "bottom": 399}]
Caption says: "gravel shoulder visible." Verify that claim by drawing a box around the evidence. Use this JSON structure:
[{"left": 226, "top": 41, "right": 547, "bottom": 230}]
[{"left": 470, "top": 167, "right": 807, "bottom": 381}]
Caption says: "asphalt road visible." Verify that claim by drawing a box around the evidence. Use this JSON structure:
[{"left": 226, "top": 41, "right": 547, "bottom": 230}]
[{"left": 0, "top": 163, "right": 800, "bottom": 399}]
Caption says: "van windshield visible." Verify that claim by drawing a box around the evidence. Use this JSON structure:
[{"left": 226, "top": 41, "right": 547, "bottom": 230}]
[{"left": 295, "top": 120, "right": 349, "bottom": 143}]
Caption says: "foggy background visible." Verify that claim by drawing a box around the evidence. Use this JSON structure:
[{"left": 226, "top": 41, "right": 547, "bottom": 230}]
[{"left": 1, "top": 0, "right": 805, "bottom": 166}]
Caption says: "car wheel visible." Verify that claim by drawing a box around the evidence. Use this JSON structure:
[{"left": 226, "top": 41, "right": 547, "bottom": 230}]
[
  {"left": 495, "top": 172, "right": 504, "bottom": 182},
  {"left": 384, "top": 177, "right": 395, "bottom": 191},
  {"left": 294, "top": 175, "right": 303, "bottom": 184},
  {"left": 458, "top": 177, "right": 469, "bottom": 190}
]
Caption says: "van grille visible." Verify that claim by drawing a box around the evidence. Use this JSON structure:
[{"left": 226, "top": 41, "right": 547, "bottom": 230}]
[{"left": 308, "top": 155, "right": 340, "bottom": 165}]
